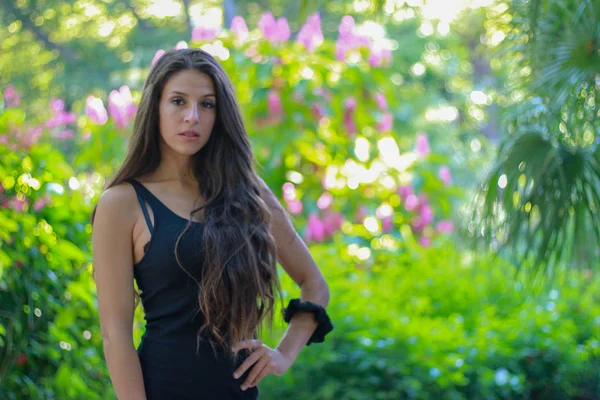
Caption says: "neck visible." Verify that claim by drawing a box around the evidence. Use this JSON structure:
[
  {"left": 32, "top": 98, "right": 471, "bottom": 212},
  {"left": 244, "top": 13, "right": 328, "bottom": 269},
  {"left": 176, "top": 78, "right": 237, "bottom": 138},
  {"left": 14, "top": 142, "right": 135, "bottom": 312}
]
[{"left": 153, "top": 148, "right": 197, "bottom": 185}]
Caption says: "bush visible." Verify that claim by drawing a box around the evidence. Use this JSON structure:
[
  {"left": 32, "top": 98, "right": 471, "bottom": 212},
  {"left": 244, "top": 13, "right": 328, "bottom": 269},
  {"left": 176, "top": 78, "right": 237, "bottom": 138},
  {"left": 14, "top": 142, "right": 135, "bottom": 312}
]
[
  {"left": 1, "top": 11, "right": 598, "bottom": 400},
  {"left": 0, "top": 109, "right": 110, "bottom": 399},
  {"left": 260, "top": 240, "right": 600, "bottom": 399}
]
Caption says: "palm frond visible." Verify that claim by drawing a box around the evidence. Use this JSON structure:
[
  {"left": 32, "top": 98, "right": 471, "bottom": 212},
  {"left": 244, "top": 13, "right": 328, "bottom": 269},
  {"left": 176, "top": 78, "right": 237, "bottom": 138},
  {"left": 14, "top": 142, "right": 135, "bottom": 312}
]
[
  {"left": 474, "top": 127, "right": 600, "bottom": 276},
  {"left": 473, "top": 0, "right": 600, "bottom": 278}
]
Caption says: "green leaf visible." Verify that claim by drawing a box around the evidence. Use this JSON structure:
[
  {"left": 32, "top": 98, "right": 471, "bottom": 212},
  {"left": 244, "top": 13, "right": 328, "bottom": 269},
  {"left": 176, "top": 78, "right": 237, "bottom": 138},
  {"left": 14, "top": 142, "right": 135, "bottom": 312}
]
[{"left": 54, "top": 240, "right": 87, "bottom": 263}]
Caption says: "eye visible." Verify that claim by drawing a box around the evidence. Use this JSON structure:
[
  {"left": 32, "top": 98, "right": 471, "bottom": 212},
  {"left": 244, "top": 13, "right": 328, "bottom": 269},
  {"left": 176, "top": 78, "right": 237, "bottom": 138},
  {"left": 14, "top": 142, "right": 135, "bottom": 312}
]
[
  {"left": 202, "top": 101, "right": 215, "bottom": 109},
  {"left": 171, "top": 97, "right": 184, "bottom": 105}
]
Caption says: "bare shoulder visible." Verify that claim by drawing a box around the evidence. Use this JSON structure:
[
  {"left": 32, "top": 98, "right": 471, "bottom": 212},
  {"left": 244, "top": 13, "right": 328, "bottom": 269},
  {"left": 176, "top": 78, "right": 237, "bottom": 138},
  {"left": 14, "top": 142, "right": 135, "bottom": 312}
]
[
  {"left": 256, "top": 177, "right": 284, "bottom": 212},
  {"left": 255, "top": 177, "right": 297, "bottom": 244},
  {"left": 94, "top": 182, "right": 139, "bottom": 229},
  {"left": 92, "top": 182, "right": 139, "bottom": 272}
]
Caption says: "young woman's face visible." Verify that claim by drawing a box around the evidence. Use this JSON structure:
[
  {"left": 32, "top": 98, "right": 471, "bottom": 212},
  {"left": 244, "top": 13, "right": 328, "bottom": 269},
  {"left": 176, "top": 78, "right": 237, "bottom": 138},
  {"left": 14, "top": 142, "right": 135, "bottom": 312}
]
[{"left": 158, "top": 69, "right": 217, "bottom": 157}]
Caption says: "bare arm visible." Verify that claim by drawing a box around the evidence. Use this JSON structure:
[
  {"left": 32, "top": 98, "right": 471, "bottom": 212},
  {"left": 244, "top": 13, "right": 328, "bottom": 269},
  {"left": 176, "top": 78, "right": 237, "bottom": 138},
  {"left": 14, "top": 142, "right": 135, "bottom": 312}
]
[
  {"left": 260, "top": 184, "right": 331, "bottom": 363},
  {"left": 231, "top": 181, "right": 332, "bottom": 390},
  {"left": 92, "top": 185, "right": 146, "bottom": 400}
]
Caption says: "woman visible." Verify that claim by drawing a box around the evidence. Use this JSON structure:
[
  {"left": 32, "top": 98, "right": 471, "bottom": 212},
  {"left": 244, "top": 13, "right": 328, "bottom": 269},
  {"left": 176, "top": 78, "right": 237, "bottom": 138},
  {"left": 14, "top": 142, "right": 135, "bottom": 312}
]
[{"left": 91, "top": 48, "right": 332, "bottom": 399}]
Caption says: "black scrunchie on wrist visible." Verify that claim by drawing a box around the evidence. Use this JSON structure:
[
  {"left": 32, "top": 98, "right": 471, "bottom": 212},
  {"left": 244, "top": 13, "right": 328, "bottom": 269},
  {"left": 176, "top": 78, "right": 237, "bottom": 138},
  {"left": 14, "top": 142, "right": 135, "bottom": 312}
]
[{"left": 283, "top": 299, "right": 333, "bottom": 346}]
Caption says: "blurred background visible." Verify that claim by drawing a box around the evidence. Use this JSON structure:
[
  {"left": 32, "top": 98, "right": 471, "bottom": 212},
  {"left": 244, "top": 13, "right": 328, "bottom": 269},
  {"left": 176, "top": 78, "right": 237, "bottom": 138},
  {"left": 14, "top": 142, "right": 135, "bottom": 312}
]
[{"left": 1, "top": 0, "right": 599, "bottom": 398}]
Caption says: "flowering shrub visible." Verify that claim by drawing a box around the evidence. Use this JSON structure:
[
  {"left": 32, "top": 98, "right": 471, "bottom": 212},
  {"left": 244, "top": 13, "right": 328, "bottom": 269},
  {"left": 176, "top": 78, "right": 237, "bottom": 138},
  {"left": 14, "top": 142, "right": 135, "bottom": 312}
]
[
  {"left": 181, "top": 13, "right": 460, "bottom": 253},
  {"left": 0, "top": 11, "right": 483, "bottom": 399}
]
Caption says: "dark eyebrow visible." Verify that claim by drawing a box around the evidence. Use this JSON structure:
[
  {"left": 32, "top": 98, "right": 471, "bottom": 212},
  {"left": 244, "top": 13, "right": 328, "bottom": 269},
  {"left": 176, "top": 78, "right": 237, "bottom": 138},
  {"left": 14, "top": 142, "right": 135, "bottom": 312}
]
[{"left": 168, "top": 90, "right": 216, "bottom": 98}]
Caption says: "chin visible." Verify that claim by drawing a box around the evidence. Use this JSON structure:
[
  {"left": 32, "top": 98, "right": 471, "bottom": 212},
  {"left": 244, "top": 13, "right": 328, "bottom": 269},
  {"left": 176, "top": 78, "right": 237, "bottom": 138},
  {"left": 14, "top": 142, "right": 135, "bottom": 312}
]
[{"left": 177, "top": 146, "right": 204, "bottom": 157}]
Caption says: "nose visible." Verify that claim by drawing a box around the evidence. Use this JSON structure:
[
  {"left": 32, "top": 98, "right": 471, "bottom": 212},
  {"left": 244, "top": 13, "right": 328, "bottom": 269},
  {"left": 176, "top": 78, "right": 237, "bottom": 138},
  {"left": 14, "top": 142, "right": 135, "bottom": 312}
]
[{"left": 184, "top": 104, "right": 199, "bottom": 123}]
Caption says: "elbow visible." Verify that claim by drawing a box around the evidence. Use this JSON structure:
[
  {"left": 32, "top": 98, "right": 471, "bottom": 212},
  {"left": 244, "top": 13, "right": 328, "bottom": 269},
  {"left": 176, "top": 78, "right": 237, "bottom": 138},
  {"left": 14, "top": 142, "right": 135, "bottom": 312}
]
[
  {"left": 303, "top": 275, "right": 330, "bottom": 307},
  {"left": 320, "top": 279, "right": 330, "bottom": 307},
  {"left": 101, "top": 327, "right": 133, "bottom": 349}
]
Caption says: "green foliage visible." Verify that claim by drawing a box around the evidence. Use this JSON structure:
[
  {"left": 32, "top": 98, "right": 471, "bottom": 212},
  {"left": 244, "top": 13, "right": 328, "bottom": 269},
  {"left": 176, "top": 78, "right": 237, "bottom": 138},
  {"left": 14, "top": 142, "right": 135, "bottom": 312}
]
[
  {"left": 0, "top": 12, "right": 466, "bottom": 398},
  {"left": 261, "top": 240, "right": 600, "bottom": 399},
  {"left": 1, "top": 1, "right": 598, "bottom": 399},
  {"left": 0, "top": 115, "right": 110, "bottom": 398},
  {"left": 474, "top": 0, "right": 600, "bottom": 275}
]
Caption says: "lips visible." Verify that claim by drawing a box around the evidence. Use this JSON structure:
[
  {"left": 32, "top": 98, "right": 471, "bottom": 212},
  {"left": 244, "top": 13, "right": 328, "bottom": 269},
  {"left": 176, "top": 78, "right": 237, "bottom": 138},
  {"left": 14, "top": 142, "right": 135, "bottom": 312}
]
[{"left": 179, "top": 130, "right": 200, "bottom": 137}]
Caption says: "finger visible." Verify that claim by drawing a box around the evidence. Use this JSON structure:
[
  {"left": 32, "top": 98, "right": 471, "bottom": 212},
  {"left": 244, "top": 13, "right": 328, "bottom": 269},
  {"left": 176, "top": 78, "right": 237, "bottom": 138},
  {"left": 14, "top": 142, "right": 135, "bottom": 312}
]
[
  {"left": 232, "top": 339, "right": 262, "bottom": 353},
  {"left": 242, "top": 356, "right": 270, "bottom": 390},
  {"left": 233, "top": 346, "right": 265, "bottom": 379},
  {"left": 248, "top": 358, "right": 272, "bottom": 388}
]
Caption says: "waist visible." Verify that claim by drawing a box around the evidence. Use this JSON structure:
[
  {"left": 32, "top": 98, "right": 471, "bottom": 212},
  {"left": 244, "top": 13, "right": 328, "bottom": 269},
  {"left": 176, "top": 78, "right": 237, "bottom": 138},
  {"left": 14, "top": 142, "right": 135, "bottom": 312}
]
[{"left": 137, "top": 335, "right": 249, "bottom": 379}]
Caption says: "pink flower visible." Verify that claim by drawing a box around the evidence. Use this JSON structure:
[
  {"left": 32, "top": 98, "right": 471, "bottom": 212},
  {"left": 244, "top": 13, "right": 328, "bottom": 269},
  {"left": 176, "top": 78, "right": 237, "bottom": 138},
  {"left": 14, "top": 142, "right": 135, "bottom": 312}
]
[
  {"left": 335, "top": 41, "right": 348, "bottom": 61},
  {"left": 108, "top": 86, "right": 137, "bottom": 129},
  {"left": 191, "top": 26, "right": 219, "bottom": 42},
  {"left": 344, "top": 113, "right": 357, "bottom": 135},
  {"left": 11, "top": 198, "right": 27, "bottom": 212},
  {"left": 368, "top": 46, "right": 392, "bottom": 67},
  {"left": 418, "top": 237, "right": 431, "bottom": 247},
  {"left": 317, "top": 192, "right": 333, "bottom": 209},
  {"left": 54, "top": 129, "right": 75, "bottom": 140},
  {"left": 15, "top": 127, "right": 43, "bottom": 148},
  {"left": 296, "top": 13, "right": 324, "bottom": 52},
  {"left": 287, "top": 200, "right": 303, "bottom": 215},
  {"left": 51, "top": 98, "right": 64, "bottom": 113},
  {"left": 152, "top": 49, "right": 166, "bottom": 66},
  {"left": 411, "top": 199, "right": 433, "bottom": 232},
  {"left": 33, "top": 198, "right": 48, "bottom": 212},
  {"left": 3, "top": 84, "right": 21, "bottom": 107},
  {"left": 259, "top": 13, "right": 277, "bottom": 39},
  {"left": 419, "top": 204, "right": 434, "bottom": 225},
  {"left": 416, "top": 133, "right": 430, "bottom": 156},
  {"left": 405, "top": 194, "right": 419, "bottom": 211},
  {"left": 398, "top": 185, "right": 413, "bottom": 200},
  {"left": 282, "top": 182, "right": 296, "bottom": 202},
  {"left": 375, "top": 92, "right": 387, "bottom": 110},
  {"left": 343, "top": 97, "right": 357, "bottom": 135},
  {"left": 338, "top": 16, "right": 355, "bottom": 37},
  {"left": 311, "top": 103, "right": 326, "bottom": 121},
  {"left": 276, "top": 18, "right": 291, "bottom": 42},
  {"left": 259, "top": 13, "right": 290, "bottom": 43},
  {"left": 412, "top": 217, "right": 427, "bottom": 233},
  {"left": 439, "top": 166, "right": 452, "bottom": 185},
  {"left": 0, "top": 135, "right": 7, "bottom": 145},
  {"left": 306, "top": 213, "right": 326, "bottom": 242},
  {"left": 45, "top": 99, "right": 77, "bottom": 128},
  {"left": 85, "top": 96, "right": 108, "bottom": 125},
  {"left": 323, "top": 212, "right": 344, "bottom": 237},
  {"left": 377, "top": 112, "right": 393, "bottom": 132},
  {"left": 335, "top": 15, "right": 374, "bottom": 62},
  {"left": 345, "top": 98, "right": 356, "bottom": 111},
  {"left": 355, "top": 205, "right": 367, "bottom": 223},
  {"left": 231, "top": 16, "right": 249, "bottom": 42},
  {"left": 436, "top": 220, "right": 454, "bottom": 233},
  {"left": 267, "top": 90, "right": 283, "bottom": 115},
  {"left": 382, "top": 216, "right": 393, "bottom": 233}
]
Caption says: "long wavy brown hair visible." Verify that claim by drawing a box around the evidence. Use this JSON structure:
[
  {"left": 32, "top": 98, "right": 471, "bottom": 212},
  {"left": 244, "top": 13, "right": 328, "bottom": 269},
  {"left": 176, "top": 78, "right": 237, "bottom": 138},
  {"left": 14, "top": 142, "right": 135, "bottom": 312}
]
[{"left": 92, "top": 48, "right": 281, "bottom": 357}]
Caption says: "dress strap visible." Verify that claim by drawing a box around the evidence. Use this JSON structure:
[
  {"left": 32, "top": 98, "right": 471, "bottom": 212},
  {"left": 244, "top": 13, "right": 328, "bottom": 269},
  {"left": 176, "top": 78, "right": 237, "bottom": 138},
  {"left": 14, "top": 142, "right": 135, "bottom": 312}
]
[{"left": 125, "top": 178, "right": 157, "bottom": 233}]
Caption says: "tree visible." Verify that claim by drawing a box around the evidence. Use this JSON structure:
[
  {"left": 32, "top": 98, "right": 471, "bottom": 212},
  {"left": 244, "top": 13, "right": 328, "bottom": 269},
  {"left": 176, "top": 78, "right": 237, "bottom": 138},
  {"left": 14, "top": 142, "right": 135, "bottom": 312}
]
[{"left": 473, "top": 0, "right": 600, "bottom": 278}]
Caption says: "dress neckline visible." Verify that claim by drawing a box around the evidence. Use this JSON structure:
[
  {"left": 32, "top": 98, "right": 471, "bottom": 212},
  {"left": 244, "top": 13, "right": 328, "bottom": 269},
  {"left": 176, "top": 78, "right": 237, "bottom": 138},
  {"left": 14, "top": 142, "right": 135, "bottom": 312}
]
[{"left": 131, "top": 178, "right": 204, "bottom": 226}]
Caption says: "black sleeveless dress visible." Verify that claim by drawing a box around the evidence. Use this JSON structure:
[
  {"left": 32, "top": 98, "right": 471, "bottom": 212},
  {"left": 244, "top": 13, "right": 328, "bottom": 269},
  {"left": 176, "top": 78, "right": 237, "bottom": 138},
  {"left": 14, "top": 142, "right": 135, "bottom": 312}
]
[{"left": 125, "top": 178, "right": 259, "bottom": 400}]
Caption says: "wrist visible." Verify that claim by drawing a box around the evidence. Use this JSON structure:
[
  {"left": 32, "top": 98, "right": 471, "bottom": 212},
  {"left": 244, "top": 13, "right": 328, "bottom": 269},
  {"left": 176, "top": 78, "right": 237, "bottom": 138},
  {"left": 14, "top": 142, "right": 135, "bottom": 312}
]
[
  {"left": 282, "top": 299, "right": 334, "bottom": 346},
  {"left": 275, "top": 344, "right": 298, "bottom": 365}
]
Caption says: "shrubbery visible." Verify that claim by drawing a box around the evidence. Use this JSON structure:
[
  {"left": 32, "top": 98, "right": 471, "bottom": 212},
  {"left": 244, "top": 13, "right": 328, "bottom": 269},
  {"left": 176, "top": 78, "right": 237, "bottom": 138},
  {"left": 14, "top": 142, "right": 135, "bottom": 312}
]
[
  {"left": 261, "top": 241, "right": 600, "bottom": 399},
  {"left": 1, "top": 11, "right": 597, "bottom": 400}
]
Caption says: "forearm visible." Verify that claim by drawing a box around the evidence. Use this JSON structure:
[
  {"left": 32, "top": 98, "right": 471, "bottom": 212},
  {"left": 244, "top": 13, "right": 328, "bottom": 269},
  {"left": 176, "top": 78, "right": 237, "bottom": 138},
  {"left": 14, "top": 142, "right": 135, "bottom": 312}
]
[
  {"left": 275, "top": 278, "right": 330, "bottom": 363},
  {"left": 103, "top": 339, "right": 147, "bottom": 400}
]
